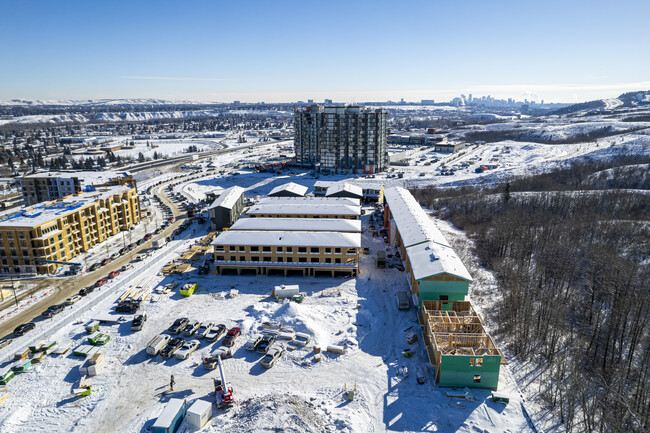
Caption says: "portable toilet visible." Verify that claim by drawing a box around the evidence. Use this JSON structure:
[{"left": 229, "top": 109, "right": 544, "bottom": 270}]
[
  {"left": 186, "top": 399, "right": 212, "bottom": 429},
  {"left": 152, "top": 398, "right": 187, "bottom": 433}
]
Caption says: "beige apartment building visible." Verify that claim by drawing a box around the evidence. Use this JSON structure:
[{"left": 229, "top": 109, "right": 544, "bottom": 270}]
[{"left": 0, "top": 185, "right": 140, "bottom": 275}]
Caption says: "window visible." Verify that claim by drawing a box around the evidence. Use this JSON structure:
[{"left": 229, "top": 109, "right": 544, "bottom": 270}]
[
  {"left": 277, "top": 247, "right": 283, "bottom": 252},
  {"left": 335, "top": 258, "right": 341, "bottom": 263},
  {"left": 239, "top": 246, "right": 245, "bottom": 252},
  {"left": 325, "top": 258, "right": 331, "bottom": 263},
  {"left": 473, "top": 375, "right": 481, "bottom": 383},
  {"left": 277, "top": 257, "right": 283, "bottom": 262},
  {"left": 230, "top": 256, "right": 236, "bottom": 261},
  {"left": 335, "top": 248, "right": 341, "bottom": 253},
  {"left": 286, "top": 257, "right": 293, "bottom": 263},
  {"left": 310, "top": 247, "right": 319, "bottom": 253},
  {"left": 263, "top": 257, "right": 271, "bottom": 262},
  {"left": 240, "top": 256, "right": 245, "bottom": 261},
  {"left": 298, "top": 247, "right": 307, "bottom": 253},
  {"left": 229, "top": 246, "right": 236, "bottom": 252},
  {"left": 262, "top": 246, "right": 271, "bottom": 252},
  {"left": 22, "top": 250, "right": 28, "bottom": 257},
  {"left": 251, "top": 246, "right": 259, "bottom": 252},
  {"left": 325, "top": 248, "right": 331, "bottom": 253},
  {"left": 252, "top": 257, "right": 260, "bottom": 262},
  {"left": 216, "top": 256, "right": 225, "bottom": 261},
  {"left": 299, "top": 257, "right": 307, "bottom": 263},
  {"left": 439, "top": 295, "right": 449, "bottom": 301},
  {"left": 286, "top": 247, "right": 293, "bottom": 253},
  {"left": 311, "top": 258, "right": 319, "bottom": 263}
]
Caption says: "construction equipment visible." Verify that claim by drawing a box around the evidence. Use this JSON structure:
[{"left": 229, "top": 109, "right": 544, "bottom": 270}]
[{"left": 214, "top": 355, "right": 233, "bottom": 408}]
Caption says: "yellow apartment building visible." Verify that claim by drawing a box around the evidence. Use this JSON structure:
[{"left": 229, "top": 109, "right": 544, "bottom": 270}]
[{"left": 0, "top": 185, "right": 140, "bottom": 275}]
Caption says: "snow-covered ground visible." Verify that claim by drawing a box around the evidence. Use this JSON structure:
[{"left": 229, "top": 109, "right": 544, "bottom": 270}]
[{"left": 0, "top": 209, "right": 533, "bottom": 433}]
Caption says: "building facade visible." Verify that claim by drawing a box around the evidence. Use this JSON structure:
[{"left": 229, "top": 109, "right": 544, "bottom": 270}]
[
  {"left": 17, "top": 171, "right": 135, "bottom": 206},
  {"left": 208, "top": 186, "right": 245, "bottom": 231},
  {"left": 294, "top": 105, "right": 388, "bottom": 173},
  {"left": 212, "top": 229, "right": 360, "bottom": 277},
  {"left": 0, "top": 186, "right": 140, "bottom": 275}
]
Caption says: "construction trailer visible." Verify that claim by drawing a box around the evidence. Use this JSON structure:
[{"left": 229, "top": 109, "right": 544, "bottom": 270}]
[
  {"left": 186, "top": 399, "right": 212, "bottom": 429},
  {"left": 152, "top": 398, "right": 187, "bottom": 433},
  {"left": 420, "top": 300, "right": 505, "bottom": 390}
]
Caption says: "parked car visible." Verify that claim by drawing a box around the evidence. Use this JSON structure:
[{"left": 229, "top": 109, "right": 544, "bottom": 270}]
[
  {"left": 222, "top": 327, "right": 241, "bottom": 347},
  {"left": 89, "top": 263, "right": 101, "bottom": 272},
  {"left": 131, "top": 313, "right": 147, "bottom": 331},
  {"left": 205, "top": 324, "right": 227, "bottom": 342},
  {"left": 246, "top": 334, "right": 264, "bottom": 351},
  {"left": 256, "top": 334, "right": 277, "bottom": 354},
  {"left": 42, "top": 304, "right": 65, "bottom": 318},
  {"left": 214, "top": 346, "right": 233, "bottom": 359},
  {"left": 13, "top": 322, "right": 36, "bottom": 336},
  {"left": 115, "top": 299, "right": 141, "bottom": 314},
  {"left": 160, "top": 337, "right": 184, "bottom": 358},
  {"left": 95, "top": 278, "right": 108, "bottom": 287},
  {"left": 169, "top": 318, "right": 189, "bottom": 334},
  {"left": 120, "top": 263, "right": 133, "bottom": 272},
  {"left": 261, "top": 346, "right": 283, "bottom": 368},
  {"left": 110, "top": 252, "right": 119, "bottom": 260},
  {"left": 101, "top": 258, "right": 112, "bottom": 266},
  {"left": 108, "top": 270, "right": 120, "bottom": 279},
  {"left": 78, "top": 286, "right": 93, "bottom": 297},
  {"left": 182, "top": 320, "right": 201, "bottom": 336},
  {"left": 175, "top": 340, "right": 200, "bottom": 360},
  {"left": 65, "top": 295, "right": 82, "bottom": 306},
  {"left": 196, "top": 322, "right": 215, "bottom": 338},
  {"left": 0, "top": 337, "right": 13, "bottom": 350},
  {"left": 144, "top": 233, "right": 153, "bottom": 241}
]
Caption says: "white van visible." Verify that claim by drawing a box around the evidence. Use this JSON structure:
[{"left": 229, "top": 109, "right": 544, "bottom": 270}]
[{"left": 146, "top": 334, "right": 171, "bottom": 356}]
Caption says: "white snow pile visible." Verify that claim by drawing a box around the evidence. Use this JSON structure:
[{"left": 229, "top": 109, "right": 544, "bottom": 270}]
[{"left": 214, "top": 394, "right": 330, "bottom": 433}]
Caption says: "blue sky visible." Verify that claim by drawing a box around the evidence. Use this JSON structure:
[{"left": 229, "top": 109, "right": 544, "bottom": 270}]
[{"left": 1, "top": 0, "right": 649, "bottom": 103}]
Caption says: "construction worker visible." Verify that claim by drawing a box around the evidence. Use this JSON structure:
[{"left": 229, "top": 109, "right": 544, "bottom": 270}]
[{"left": 170, "top": 374, "right": 175, "bottom": 391}]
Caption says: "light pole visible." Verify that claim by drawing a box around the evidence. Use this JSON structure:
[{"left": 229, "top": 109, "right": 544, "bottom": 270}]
[{"left": 10, "top": 273, "right": 17, "bottom": 306}]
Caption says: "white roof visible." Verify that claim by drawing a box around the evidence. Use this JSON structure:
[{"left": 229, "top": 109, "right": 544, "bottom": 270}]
[
  {"left": 187, "top": 399, "right": 212, "bottom": 416},
  {"left": 256, "top": 196, "right": 360, "bottom": 207},
  {"left": 230, "top": 217, "right": 361, "bottom": 232},
  {"left": 383, "top": 187, "right": 450, "bottom": 248},
  {"left": 212, "top": 230, "right": 361, "bottom": 248},
  {"left": 209, "top": 186, "right": 244, "bottom": 210},
  {"left": 152, "top": 398, "right": 186, "bottom": 429},
  {"left": 325, "top": 183, "right": 363, "bottom": 198},
  {"left": 268, "top": 182, "right": 308, "bottom": 197},
  {"left": 406, "top": 241, "right": 472, "bottom": 282},
  {"left": 0, "top": 185, "right": 131, "bottom": 228},
  {"left": 247, "top": 203, "right": 360, "bottom": 217}
]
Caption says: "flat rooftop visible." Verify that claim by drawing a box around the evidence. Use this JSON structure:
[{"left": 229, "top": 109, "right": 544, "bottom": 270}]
[
  {"left": 230, "top": 217, "right": 361, "bottom": 233},
  {"left": 256, "top": 196, "right": 360, "bottom": 207},
  {"left": 20, "top": 170, "right": 131, "bottom": 184},
  {"left": 212, "top": 230, "right": 361, "bottom": 248},
  {"left": 0, "top": 185, "right": 132, "bottom": 228},
  {"left": 247, "top": 203, "right": 360, "bottom": 217}
]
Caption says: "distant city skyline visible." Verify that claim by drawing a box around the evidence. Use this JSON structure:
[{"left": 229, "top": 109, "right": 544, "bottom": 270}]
[{"left": 1, "top": 0, "right": 649, "bottom": 104}]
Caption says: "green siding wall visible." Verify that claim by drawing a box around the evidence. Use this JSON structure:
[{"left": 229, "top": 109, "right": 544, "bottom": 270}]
[
  {"left": 418, "top": 280, "right": 468, "bottom": 306},
  {"left": 438, "top": 355, "right": 501, "bottom": 390}
]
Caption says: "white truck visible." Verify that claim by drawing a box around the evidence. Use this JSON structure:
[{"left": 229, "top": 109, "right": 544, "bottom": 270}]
[
  {"left": 146, "top": 334, "right": 170, "bottom": 356},
  {"left": 152, "top": 238, "right": 167, "bottom": 249}
]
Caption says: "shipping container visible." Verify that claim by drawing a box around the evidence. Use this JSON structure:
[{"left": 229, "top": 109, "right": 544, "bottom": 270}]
[
  {"left": 186, "top": 399, "right": 212, "bottom": 429},
  {"left": 146, "top": 334, "right": 171, "bottom": 356}
]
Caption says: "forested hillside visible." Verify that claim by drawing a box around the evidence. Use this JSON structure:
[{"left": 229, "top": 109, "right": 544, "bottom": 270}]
[{"left": 412, "top": 156, "right": 650, "bottom": 432}]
